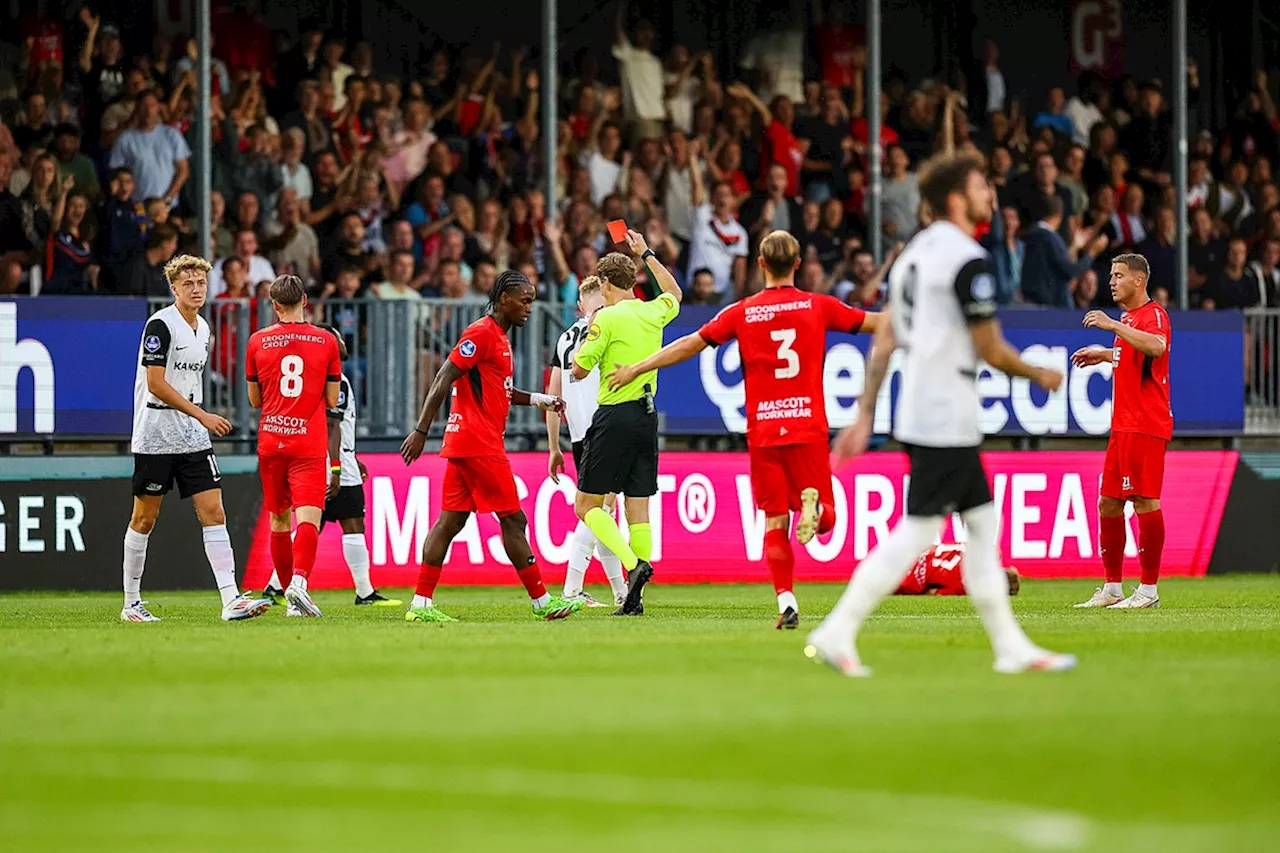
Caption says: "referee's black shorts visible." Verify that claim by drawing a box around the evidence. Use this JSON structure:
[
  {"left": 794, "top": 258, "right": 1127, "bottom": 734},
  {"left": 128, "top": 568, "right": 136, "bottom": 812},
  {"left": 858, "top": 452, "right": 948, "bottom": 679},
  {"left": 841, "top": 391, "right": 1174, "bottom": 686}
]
[
  {"left": 903, "top": 443, "right": 992, "bottom": 517},
  {"left": 578, "top": 401, "right": 659, "bottom": 498}
]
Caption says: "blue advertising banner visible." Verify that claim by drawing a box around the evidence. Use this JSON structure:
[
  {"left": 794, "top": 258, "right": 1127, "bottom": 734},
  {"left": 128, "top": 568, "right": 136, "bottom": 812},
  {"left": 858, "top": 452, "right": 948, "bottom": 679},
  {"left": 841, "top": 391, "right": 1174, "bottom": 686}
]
[
  {"left": 656, "top": 307, "right": 1245, "bottom": 436},
  {"left": 0, "top": 297, "right": 148, "bottom": 437}
]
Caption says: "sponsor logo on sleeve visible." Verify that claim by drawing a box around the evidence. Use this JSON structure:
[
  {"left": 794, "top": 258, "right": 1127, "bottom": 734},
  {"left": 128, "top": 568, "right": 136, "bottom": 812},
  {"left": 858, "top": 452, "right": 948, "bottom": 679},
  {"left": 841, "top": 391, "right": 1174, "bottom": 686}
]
[
  {"left": 459, "top": 340, "right": 476, "bottom": 358},
  {"left": 971, "top": 272, "right": 996, "bottom": 302},
  {"left": 586, "top": 324, "right": 601, "bottom": 341},
  {"left": 144, "top": 335, "right": 162, "bottom": 353}
]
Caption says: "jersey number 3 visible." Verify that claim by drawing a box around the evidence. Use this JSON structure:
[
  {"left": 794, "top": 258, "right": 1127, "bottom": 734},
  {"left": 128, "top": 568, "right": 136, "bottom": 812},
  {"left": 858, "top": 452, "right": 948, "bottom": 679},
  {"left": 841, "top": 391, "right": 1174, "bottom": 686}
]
[
  {"left": 771, "top": 329, "right": 800, "bottom": 379},
  {"left": 279, "top": 354, "right": 305, "bottom": 398}
]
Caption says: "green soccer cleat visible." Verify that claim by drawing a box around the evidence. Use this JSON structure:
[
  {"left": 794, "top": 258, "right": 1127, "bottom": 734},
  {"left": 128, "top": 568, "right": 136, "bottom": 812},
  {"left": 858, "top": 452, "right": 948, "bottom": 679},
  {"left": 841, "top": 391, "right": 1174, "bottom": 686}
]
[
  {"left": 532, "top": 595, "right": 581, "bottom": 621},
  {"left": 405, "top": 605, "right": 458, "bottom": 623}
]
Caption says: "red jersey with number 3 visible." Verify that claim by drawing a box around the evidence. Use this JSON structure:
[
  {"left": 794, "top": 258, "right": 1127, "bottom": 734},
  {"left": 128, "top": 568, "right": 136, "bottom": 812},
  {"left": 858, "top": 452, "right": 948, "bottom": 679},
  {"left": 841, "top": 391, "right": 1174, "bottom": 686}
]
[
  {"left": 699, "top": 286, "right": 866, "bottom": 447},
  {"left": 442, "top": 316, "right": 513, "bottom": 459},
  {"left": 1110, "top": 300, "right": 1173, "bottom": 441},
  {"left": 246, "top": 322, "right": 342, "bottom": 457}
]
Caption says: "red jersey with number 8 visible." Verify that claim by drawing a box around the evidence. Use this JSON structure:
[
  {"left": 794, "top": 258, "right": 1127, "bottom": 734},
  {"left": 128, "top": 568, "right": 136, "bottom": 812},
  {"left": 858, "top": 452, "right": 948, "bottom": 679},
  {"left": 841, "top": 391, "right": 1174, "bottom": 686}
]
[
  {"left": 698, "top": 286, "right": 866, "bottom": 447},
  {"left": 246, "top": 322, "right": 342, "bottom": 457}
]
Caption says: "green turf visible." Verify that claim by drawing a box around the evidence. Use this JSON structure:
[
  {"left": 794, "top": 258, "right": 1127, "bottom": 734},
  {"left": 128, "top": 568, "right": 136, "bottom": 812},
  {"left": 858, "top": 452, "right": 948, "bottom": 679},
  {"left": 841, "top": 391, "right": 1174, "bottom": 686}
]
[{"left": 2, "top": 578, "right": 1279, "bottom": 853}]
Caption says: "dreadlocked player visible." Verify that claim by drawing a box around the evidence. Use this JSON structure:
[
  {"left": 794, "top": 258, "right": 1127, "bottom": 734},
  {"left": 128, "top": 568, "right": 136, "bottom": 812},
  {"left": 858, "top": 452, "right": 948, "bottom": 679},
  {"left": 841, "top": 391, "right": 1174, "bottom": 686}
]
[{"left": 398, "top": 270, "right": 581, "bottom": 622}]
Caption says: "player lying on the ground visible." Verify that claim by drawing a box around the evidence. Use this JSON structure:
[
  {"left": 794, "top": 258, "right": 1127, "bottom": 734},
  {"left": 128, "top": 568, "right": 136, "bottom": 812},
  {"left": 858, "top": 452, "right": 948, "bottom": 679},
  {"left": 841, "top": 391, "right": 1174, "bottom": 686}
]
[
  {"left": 547, "top": 275, "right": 628, "bottom": 608},
  {"left": 258, "top": 326, "right": 400, "bottom": 608},
  {"left": 608, "top": 228, "right": 879, "bottom": 629},
  {"left": 399, "top": 270, "right": 580, "bottom": 623},
  {"left": 122, "top": 253, "right": 271, "bottom": 623},
  {"left": 1071, "top": 253, "right": 1170, "bottom": 610},
  {"left": 895, "top": 544, "right": 1020, "bottom": 597}
]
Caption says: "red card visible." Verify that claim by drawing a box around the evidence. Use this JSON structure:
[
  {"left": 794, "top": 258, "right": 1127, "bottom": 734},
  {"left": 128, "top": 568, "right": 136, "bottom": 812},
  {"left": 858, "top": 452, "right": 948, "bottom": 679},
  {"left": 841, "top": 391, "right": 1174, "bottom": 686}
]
[{"left": 607, "top": 219, "right": 629, "bottom": 244}]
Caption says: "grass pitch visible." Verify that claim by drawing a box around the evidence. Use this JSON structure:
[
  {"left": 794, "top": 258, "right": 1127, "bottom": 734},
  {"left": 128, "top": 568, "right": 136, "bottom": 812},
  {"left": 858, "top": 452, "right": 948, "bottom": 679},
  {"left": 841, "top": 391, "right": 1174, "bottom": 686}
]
[{"left": 2, "top": 577, "right": 1278, "bottom": 852}]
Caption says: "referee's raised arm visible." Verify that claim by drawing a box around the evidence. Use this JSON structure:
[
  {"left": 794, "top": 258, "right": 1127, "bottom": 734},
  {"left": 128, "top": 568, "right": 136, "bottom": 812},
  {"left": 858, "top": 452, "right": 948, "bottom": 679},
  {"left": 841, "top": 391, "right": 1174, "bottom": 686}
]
[{"left": 626, "top": 229, "right": 683, "bottom": 303}]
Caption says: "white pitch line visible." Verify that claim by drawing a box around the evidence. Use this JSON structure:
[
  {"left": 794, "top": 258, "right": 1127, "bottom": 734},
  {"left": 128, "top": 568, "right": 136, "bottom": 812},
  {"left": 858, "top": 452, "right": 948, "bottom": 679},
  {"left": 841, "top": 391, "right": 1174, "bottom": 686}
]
[{"left": 25, "top": 751, "right": 1092, "bottom": 850}]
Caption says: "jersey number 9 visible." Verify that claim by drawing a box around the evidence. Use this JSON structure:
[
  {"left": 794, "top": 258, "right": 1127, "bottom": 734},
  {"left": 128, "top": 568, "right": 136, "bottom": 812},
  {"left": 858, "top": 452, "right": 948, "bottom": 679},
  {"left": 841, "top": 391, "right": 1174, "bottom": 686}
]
[
  {"left": 280, "top": 354, "right": 305, "bottom": 398},
  {"left": 771, "top": 329, "right": 800, "bottom": 379}
]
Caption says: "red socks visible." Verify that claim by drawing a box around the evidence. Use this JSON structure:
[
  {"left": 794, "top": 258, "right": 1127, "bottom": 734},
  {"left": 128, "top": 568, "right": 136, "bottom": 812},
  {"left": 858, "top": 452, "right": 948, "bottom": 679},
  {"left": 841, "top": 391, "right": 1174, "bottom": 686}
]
[
  {"left": 1099, "top": 514, "right": 1126, "bottom": 583},
  {"left": 1137, "top": 509, "right": 1164, "bottom": 586},
  {"left": 516, "top": 564, "right": 548, "bottom": 600},
  {"left": 292, "top": 522, "right": 319, "bottom": 580},
  {"left": 270, "top": 531, "right": 292, "bottom": 583},
  {"left": 817, "top": 500, "right": 836, "bottom": 536},
  {"left": 415, "top": 563, "right": 443, "bottom": 599},
  {"left": 763, "top": 527, "right": 795, "bottom": 595}
]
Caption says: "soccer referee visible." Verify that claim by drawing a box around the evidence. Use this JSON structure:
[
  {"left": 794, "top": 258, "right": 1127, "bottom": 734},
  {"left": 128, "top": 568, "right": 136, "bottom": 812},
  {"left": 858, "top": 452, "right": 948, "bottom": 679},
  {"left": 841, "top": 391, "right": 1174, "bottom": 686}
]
[{"left": 571, "top": 228, "right": 683, "bottom": 615}]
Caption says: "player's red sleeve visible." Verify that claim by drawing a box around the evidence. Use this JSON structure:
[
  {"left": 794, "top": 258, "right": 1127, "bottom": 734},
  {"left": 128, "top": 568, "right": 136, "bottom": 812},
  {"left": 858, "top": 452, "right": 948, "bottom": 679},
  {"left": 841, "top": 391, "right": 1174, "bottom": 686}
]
[
  {"left": 245, "top": 335, "right": 259, "bottom": 383},
  {"left": 1139, "top": 305, "right": 1173, "bottom": 347},
  {"left": 449, "top": 324, "right": 490, "bottom": 371},
  {"left": 821, "top": 295, "right": 867, "bottom": 334},
  {"left": 699, "top": 303, "right": 742, "bottom": 347},
  {"left": 327, "top": 337, "right": 342, "bottom": 382}
]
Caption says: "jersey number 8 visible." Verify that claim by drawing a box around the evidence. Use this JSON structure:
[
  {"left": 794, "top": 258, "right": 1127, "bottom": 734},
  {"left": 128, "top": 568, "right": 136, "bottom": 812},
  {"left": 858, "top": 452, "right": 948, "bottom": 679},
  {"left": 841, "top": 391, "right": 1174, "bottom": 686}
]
[
  {"left": 279, "top": 354, "right": 305, "bottom": 398},
  {"left": 771, "top": 329, "right": 800, "bottom": 379}
]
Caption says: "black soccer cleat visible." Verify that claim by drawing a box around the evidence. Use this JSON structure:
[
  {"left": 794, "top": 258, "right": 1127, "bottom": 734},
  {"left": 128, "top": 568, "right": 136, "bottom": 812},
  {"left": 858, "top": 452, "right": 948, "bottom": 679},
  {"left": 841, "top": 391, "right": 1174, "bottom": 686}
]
[
  {"left": 775, "top": 607, "right": 800, "bottom": 630},
  {"left": 262, "top": 585, "right": 286, "bottom": 606},
  {"left": 613, "top": 560, "right": 653, "bottom": 616},
  {"left": 355, "top": 590, "right": 403, "bottom": 607}
]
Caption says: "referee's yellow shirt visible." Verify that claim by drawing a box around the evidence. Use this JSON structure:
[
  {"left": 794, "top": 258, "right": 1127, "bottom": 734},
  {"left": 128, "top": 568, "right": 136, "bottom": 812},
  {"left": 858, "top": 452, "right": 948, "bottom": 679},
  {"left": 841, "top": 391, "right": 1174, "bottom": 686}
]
[{"left": 573, "top": 292, "right": 680, "bottom": 405}]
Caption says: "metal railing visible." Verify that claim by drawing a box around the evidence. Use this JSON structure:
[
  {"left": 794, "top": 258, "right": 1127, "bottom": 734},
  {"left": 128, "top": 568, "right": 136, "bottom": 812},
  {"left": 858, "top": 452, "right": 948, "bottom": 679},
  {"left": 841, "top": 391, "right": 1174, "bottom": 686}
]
[
  {"left": 1245, "top": 309, "right": 1280, "bottom": 434},
  {"left": 147, "top": 297, "right": 566, "bottom": 442}
]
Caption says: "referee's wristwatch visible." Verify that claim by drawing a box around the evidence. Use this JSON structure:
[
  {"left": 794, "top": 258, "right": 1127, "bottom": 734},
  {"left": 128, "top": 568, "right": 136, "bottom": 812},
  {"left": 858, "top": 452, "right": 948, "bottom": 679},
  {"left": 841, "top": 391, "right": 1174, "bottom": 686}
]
[{"left": 640, "top": 249, "right": 657, "bottom": 263}]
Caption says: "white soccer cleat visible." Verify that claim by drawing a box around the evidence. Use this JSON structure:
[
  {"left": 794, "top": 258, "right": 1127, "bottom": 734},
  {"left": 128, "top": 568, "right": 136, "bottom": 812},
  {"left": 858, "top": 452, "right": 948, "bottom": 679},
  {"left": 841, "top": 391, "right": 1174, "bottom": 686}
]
[
  {"left": 221, "top": 594, "right": 272, "bottom": 622},
  {"left": 565, "top": 591, "right": 609, "bottom": 608},
  {"left": 994, "top": 649, "right": 1078, "bottom": 674},
  {"left": 1107, "top": 589, "right": 1160, "bottom": 609},
  {"left": 285, "top": 603, "right": 304, "bottom": 617},
  {"left": 284, "top": 585, "right": 323, "bottom": 617},
  {"left": 120, "top": 601, "right": 161, "bottom": 623},
  {"left": 1073, "top": 587, "right": 1125, "bottom": 608},
  {"left": 615, "top": 591, "right": 627, "bottom": 608},
  {"left": 795, "top": 487, "right": 821, "bottom": 545},
  {"left": 803, "top": 627, "right": 871, "bottom": 677}
]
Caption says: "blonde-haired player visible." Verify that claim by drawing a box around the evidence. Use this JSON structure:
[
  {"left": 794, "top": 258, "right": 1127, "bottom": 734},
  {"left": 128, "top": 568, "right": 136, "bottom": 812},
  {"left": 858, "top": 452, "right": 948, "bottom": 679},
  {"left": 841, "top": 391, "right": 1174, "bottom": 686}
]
[
  {"left": 547, "top": 276, "right": 628, "bottom": 606},
  {"left": 122, "top": 254, "right": 271, "bottom": 622}
]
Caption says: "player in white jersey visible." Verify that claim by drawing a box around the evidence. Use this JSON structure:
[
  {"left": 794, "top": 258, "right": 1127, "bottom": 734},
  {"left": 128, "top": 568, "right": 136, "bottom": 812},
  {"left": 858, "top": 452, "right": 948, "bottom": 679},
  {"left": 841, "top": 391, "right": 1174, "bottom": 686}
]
[
  {"left": 259, "top": 327, "right": 400, "bottom": 607},
  {"left": 547, "top": 276, "right": 627, "bottom": 607},
  {"left": 123, "top": 254, "right": 271, "bottom": 623},
  {"left": 805, "top": 152, "right": 1075, "bottom": 676}
]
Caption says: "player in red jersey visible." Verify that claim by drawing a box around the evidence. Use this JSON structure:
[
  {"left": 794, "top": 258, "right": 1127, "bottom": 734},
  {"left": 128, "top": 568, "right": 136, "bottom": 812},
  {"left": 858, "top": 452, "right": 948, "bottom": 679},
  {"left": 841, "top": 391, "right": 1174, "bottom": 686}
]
[
  {"left": 609, "top": 230, "right": 881, "bottom": 628},
  {"left": 894, "top": 544, "right": 1021, "bottom": 597},
  {"left": 245, "top": 275, "right": 342, "bottom": 618},
  {"left": 398, "top": 270, "right": 581, "bottom": 623},
  {"left": 1071, "top": 253, "right": 1172, "bottom": 609}
]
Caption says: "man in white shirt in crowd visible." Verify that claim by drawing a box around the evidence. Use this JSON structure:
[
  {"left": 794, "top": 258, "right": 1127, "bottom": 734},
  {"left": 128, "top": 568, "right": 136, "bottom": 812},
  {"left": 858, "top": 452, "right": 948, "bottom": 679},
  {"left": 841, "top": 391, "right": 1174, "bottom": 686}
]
[
  {"left": 739, "top": 5, "right": 805, "bottom": 104},
  {"left": 109, "top": 88, "right": 191, "bottom": 207},
  {"left": 208, "top": 228, "right": 275, "bottom": 298},
  {"left": 687, "top": 180, "right": 749, "bottom": 300},
  {"left": 613, "top": 2, "right": 666, "bottom": 142}
]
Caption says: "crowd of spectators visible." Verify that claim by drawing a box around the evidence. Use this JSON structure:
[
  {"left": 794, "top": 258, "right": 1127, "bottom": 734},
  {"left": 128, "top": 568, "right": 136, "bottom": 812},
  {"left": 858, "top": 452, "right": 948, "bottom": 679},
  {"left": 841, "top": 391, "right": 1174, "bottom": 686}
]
[{"left": 2, "top": 1, "right": 1280, "bottom": 320}]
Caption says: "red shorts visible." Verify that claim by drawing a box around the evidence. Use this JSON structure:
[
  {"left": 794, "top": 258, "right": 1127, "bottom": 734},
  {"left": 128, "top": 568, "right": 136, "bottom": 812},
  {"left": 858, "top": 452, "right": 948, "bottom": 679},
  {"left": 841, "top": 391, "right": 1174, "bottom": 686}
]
[
  {"left": 442, "top": 454, "right": 522, "bottom": 517},
  {"left": 259, "top": 454, "right": 327, "bottom": 515},
  {"left": 1101, "top": 432, "right": 1167, "bottom": 500},
  {"left": 748, "top": 441, "right": 835, "bottom": 516}
]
